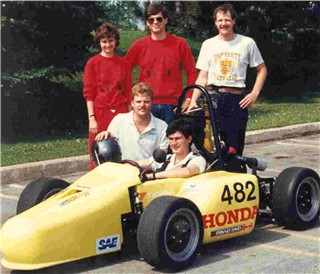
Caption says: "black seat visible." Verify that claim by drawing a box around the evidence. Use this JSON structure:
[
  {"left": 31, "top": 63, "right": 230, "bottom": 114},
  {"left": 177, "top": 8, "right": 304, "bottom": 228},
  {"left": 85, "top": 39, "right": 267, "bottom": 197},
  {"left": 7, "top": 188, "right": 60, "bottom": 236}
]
[{"left": 174, "top": 111, "right": 215, "bottom": 163}]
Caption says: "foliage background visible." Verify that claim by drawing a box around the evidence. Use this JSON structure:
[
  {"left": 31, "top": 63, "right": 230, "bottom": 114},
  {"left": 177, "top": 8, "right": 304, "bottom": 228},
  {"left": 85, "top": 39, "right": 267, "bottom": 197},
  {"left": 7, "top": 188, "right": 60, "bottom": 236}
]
[{"left": 1, "top": 1, "right": 319, "bottom": 143}]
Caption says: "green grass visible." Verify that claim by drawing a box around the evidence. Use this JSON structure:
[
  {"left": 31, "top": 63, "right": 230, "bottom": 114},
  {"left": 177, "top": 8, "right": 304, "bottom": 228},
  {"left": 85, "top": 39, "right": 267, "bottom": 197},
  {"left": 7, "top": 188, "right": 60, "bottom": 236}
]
[
  {"left": 247, "top": 97, "right": 320, "bottom": 130},
  {"left": 1, "top": 98, "right": 319, "bottom": 167},
  {"left": 117, "top": 30, "right": 148, "bottom": 57},
  {"left": 1, "top": 137, "right": 88, "bottom": 167}
]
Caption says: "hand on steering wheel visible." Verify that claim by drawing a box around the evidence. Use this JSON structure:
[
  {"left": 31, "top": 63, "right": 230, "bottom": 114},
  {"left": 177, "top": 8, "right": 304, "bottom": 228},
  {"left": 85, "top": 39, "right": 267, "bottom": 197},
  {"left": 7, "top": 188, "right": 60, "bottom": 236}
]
[{"left": 140, "top": 171, "right": 156, "bottom": 183}]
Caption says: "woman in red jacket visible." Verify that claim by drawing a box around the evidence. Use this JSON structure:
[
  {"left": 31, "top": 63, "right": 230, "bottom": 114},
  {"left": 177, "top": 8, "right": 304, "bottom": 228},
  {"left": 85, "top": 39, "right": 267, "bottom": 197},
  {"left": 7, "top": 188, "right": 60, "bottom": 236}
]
[{"left": 83, "top": 22, "right": 131, "bottom": 169}]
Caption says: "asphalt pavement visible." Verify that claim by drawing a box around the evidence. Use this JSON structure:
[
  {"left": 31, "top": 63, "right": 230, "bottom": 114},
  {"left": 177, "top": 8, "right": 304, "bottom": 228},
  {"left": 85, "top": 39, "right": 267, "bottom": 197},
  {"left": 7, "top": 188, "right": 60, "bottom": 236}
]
[{"left": 1, "top": 122, "right": 319, "bottom": 186}]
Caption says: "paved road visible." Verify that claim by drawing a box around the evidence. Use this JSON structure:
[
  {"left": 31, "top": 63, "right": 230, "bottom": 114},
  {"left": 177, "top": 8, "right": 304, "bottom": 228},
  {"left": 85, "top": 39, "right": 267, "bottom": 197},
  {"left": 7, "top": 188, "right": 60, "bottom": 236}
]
[
  {"left": 243, "top": 134, "right": 320, "bottom": 177},
  {"left": 0, "top": 135, "right": 319, "bottom": 273}
]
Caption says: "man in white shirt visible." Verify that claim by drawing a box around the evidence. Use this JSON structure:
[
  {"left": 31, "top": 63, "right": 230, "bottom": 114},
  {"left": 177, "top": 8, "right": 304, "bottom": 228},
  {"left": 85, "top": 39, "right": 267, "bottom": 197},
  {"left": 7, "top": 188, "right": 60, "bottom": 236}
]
[
  {"left": 95, "top": 83, "right": 168, "bottom": 161},
  {"left": 188, "top": 3, "right": 267, "bottom": 155},
  {"left": 145, "top": 118, "right": 206, "bottom": 180}
]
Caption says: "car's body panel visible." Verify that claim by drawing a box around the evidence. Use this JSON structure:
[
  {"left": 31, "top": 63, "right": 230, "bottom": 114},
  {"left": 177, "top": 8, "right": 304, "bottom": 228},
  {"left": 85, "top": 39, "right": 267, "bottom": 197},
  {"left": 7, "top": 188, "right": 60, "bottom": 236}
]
[
  {"left": 1, "top": 162, "right": 140, "bottom": 270},
  {"left": 136, "top": 171, "right": 259, "bottom": 244}
]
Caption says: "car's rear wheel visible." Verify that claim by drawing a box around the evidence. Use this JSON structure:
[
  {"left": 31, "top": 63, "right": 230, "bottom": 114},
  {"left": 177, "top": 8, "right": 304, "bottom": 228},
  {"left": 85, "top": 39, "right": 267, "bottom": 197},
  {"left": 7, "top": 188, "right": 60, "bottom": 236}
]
[
  {"left": 272, "top": 167, "right": 320, "bottom": 230},
  {"left": 17, "top": 177, "right": 69, "bottom": 214},
  {"left": 137, "top": 196, "right": 203, "bottom": 271}
]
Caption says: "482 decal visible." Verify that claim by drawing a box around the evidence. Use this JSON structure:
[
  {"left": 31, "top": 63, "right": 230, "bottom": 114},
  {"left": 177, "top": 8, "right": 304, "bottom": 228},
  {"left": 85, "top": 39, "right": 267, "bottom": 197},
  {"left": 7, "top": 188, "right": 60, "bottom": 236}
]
[{"left": 221, "top": 181, "right": 256, "bottom": 205}]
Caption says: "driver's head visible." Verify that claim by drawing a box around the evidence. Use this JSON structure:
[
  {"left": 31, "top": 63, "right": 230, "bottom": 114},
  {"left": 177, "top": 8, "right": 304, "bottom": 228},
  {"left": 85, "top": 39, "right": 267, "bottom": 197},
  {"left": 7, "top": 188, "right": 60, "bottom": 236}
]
[{"left": 166, "top": 118, "right": 193, "bottom": 154}]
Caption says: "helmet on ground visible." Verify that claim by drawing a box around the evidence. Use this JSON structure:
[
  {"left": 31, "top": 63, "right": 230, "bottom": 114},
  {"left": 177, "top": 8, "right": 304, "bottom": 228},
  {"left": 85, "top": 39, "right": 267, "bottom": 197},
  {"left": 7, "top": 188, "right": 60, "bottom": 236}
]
[{"left": 91, "top": 138, "right": 122, "bottom": 166}]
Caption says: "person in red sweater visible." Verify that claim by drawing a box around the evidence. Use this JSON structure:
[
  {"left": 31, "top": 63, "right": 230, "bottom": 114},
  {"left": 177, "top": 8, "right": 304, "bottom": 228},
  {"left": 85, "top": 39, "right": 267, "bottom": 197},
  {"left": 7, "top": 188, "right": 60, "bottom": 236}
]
[
  {"left": 125, "top": 3, "right": 197, "bottom": 124},
  {"left": 83, "top": 22, "right": 132, "bottom": 169}
]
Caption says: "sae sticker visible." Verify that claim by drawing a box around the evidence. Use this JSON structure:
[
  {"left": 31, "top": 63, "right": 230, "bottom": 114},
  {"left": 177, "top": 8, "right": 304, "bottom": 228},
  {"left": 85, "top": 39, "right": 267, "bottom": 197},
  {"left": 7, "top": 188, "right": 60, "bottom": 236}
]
[{"left": 96, "top": 234, "right": 120, "bottom": 254}]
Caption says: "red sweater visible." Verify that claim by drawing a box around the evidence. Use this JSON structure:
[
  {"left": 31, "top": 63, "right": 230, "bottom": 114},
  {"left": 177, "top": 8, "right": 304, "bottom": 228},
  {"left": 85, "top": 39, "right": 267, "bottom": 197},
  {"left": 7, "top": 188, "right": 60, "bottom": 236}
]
[
  {"left": 83, "top": 54, "right": 132, "bottom": 109},
  {"left": 125, "top": 34, "right": 197, "bottom": 104}
]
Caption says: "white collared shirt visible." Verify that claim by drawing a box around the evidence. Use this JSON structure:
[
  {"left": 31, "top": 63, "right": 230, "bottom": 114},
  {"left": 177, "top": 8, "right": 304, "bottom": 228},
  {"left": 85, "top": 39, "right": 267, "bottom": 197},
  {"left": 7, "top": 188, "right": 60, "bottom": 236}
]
[
  {"left": 159, "top": 151, "right": 206, "bottom": 173},
  {"left": 107, "top": 111, "right": 168, "bottom": 161}
]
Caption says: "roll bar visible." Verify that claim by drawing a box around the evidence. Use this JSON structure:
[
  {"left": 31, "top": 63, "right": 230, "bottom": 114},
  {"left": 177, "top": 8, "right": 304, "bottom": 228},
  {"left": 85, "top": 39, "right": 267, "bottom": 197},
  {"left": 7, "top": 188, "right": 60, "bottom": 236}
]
[{"left": 176, "top": 84, "right": 224, "bottom": 170}]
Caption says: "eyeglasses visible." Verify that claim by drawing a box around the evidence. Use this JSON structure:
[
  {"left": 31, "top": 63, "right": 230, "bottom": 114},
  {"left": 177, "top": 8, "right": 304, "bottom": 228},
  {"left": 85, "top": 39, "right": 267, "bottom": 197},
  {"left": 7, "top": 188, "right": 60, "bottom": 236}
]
[{"left": 147, "top": 17, "right": 164, "bottom": 24}]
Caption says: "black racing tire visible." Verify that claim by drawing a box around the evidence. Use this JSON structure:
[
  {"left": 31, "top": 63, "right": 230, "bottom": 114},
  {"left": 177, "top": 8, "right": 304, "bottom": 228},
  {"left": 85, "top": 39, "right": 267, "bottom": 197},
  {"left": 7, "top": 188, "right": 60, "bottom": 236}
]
[
  {"left": 272, "top": 167, "right": 320, "bottom": 230},
  {"left": 17, "top": 177, "right": 69, "bottom": 214},
  {"left": 137, "top": 196, "right": 203, "bottom": 271}
]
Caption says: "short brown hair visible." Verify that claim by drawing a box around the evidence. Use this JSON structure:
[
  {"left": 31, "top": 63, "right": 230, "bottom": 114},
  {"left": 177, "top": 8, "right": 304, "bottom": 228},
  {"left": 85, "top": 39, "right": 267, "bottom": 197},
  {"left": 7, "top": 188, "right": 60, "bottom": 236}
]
[
  {"left": 93, "top": 22, "right": 120, "bottom": 48},
  {"left": 131, "top": 82, "right": 154, "bottom": 101},
  {"left": 144, "top": 3, "right": 168, "bottom": 20},
  {"left": 213, "top": 3, "right": 237, "bottom": 21}
]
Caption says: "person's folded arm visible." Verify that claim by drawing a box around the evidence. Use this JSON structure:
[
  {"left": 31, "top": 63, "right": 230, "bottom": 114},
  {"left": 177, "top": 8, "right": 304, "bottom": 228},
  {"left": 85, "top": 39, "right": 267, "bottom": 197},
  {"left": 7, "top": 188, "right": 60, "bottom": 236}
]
[{"left": 147, "top": 164, "right": 200, "bottom": 180}]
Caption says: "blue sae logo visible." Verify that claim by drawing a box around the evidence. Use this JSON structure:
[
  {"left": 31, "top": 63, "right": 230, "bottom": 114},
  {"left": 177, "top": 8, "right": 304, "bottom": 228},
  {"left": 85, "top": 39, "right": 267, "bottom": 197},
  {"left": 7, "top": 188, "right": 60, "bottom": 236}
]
[{"left": 96, "top": 234, "right": 120, "bottom": 254}]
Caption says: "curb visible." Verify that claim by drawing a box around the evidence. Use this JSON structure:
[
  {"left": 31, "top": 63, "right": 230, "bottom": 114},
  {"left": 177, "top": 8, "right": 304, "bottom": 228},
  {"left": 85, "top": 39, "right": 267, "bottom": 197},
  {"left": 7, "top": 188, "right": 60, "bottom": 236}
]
[
  {"left": 1, "top": 122, "right": 319, "bottom": 186},
  {"left": 1, "top": 155, "right": 90, "bottom": 186},
  {"left": 245, "top": 122, "right": 320, "bottom": 144}
]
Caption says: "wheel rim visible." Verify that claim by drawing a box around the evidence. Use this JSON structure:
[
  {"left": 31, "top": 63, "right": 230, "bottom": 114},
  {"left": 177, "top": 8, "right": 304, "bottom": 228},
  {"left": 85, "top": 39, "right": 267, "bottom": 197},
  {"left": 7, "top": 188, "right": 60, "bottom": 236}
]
[
  {"left": 295, "top": 177, "right": 320, "bottom": 222},
  {"left": 42, "top": 188, "right": 63, "bottom": 201},
  {"left": 164, "top": 208, "right": 199, "bottom": 262}
]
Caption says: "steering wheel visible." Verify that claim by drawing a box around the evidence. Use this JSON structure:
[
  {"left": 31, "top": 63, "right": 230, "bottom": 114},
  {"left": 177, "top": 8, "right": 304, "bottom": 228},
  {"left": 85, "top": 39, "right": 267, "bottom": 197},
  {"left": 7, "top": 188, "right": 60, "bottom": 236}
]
[{"left": 120, "top": 159, "right": 143, "bottom": 173}]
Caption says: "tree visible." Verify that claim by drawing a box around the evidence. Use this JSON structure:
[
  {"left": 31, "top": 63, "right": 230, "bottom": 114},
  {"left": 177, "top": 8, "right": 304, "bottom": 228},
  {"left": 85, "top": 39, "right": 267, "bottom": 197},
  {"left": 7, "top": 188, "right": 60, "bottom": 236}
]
[
  {"left": 1, "top": 1, "right": 105, "bottom": 141},
  {"left": 1, "top": 1, "right": 104, "bottom": 94},
  {"left": 98, "top": 0, "right": 144, "bottom": 30}
]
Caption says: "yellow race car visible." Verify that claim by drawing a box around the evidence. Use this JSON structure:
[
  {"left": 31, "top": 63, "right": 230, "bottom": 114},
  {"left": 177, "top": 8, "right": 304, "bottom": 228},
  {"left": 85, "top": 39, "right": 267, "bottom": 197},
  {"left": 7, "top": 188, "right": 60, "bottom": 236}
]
[{"left": 1, "top": 85, "right": 319, "bottom": 271}]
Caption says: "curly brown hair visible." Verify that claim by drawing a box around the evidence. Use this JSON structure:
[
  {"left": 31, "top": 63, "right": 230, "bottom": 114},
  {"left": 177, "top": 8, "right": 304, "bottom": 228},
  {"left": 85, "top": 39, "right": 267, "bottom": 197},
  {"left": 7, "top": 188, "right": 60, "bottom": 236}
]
[{"left": 93, "top": 22, "right": 120, "bottom": 48}]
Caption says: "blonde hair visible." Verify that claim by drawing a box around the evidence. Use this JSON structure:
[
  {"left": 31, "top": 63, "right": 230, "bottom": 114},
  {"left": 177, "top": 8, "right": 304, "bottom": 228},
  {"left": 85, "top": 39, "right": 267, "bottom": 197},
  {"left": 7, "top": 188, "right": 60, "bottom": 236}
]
[{"left": 131, "top": 82, "right": 154, "bottom": 101}]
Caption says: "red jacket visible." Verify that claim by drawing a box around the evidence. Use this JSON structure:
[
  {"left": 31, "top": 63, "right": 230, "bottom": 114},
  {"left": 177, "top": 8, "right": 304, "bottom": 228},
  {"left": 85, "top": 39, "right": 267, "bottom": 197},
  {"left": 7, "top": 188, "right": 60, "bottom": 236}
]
[
  {"left": 83, "top": 54, "right": 132, "bottom": 109},
  {"left": 126, "top": 34, "right": 197, "bottom": 104}
]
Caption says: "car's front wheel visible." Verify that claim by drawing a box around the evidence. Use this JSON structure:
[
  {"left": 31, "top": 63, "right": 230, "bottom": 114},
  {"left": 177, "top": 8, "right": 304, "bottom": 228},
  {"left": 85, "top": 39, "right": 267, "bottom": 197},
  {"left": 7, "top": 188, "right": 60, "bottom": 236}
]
[
  {"left": 137, "top": 196, "right": 203, "bottom": 271},
  {"left": 272, "top": 167, "right": 320, "bottom": 230},
  {"left": 17, "top": 177, "right": 69, "bottom": 214}
]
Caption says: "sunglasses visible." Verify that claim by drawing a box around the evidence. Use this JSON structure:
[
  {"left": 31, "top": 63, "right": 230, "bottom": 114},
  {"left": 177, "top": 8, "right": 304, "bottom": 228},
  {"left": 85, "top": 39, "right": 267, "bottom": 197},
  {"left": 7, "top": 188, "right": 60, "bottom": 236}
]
[{"left": 147, "top": 17, "right": 164, "bottom": 24}]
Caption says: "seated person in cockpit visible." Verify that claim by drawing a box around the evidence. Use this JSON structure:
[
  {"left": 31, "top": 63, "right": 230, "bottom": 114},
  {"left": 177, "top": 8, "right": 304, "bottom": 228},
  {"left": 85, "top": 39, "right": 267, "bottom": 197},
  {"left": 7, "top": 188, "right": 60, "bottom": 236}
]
[{"left": 141, "top": 118, "right": 207, "bottom": 180}]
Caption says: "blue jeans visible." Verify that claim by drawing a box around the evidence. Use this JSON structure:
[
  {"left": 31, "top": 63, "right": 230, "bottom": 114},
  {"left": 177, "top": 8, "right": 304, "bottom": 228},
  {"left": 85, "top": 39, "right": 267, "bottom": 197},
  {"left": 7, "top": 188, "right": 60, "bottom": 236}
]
[{"left": 151, "top": 104, "right": 175, "bottom": 124}]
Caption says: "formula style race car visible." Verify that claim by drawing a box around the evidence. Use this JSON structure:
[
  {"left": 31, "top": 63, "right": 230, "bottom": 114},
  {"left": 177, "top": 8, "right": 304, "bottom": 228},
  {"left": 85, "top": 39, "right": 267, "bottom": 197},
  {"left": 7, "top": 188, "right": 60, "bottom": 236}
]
[{"left": 1, "top": 85, "right": 319, "bottom": 271}]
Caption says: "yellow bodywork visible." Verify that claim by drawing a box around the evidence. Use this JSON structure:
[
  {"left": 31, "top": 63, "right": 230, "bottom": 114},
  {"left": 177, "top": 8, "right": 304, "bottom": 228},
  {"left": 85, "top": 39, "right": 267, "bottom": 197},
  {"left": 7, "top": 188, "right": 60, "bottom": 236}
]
[
  {"left": 136, "top": 171, "right": 259, "bottom": 244},
  {"left": 0, "top": 163, "right": 140, "bottom": 270},
  {"left": 0, "top": 163, "right": 259, "bottom": 270}
]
